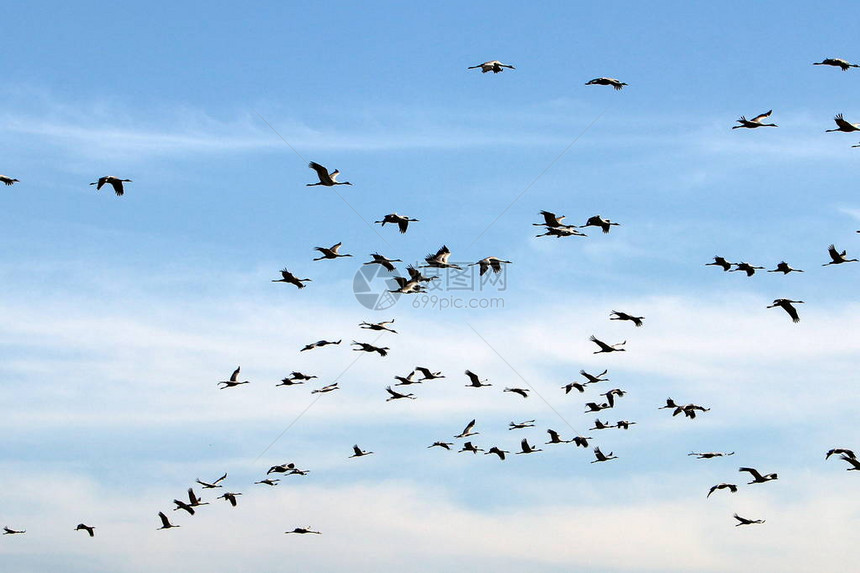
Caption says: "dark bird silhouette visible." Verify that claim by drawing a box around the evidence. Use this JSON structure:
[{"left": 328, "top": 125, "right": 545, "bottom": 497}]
[
  {"left": 485, "top": 446, "right": 509, "bottom": 460},
  {"left": 307, "top": 161, "right": 351, "bottom": 186},
  {"left": 363, "top": 253, "right": 402, "bottom": 272},
  {"left": 580, "top": 369, "right": 609, "bottom": 384},
  {"left": 393, "top": 371, "right": 419, "bottom": 386},
  {"left": 707, "top": 483, "right": 738, "bottom": 498},
  {"left": 534, "top": 210, "right": 567, "bottom": 228},
  {"left": 349, "top": 445, "right": 373, "bottom": 458},
  {"left": 733, "top": 513, "right": 765, "bottom": 526},
  {"left": 276, "top": 377, "right": 304, "bottom": 387},
  {"left": 610, "top": 311, "right": 643, "bottom": 327},
  {"left": 285, "top": 526, "right": 321, "bottom": 534},
  {"left": 172, "top": 499, "right": 195, "bottom": 515},
  {"left": 768, "top": 261, "right": 803, "bottom": 274},
  {"left": 674, "top": 404, "right": 710, "bottom": 419},
  {"left": 562, "top": 381, "right": 587, "bottom": 394},
  {"left": 455, "top": 419, "right": 478, "bottom": 438},
  {"left": 585, "top": 401, "right": 611, "bottom": 413},
  {"left": 218, "top": 367, "right": 249, "bottom": 389},
  {"left": 590, "top": 335, "right": 626, "bottom": 354},
  {"left": 465, "top": 370, "right": 491, "bottom": 388},
  {"left": 823, "top": 244, "right": 858, "bottom": 266},
  {"left": 730, "top": 262, "right": 764, "bottom": 276},
  {"left": 571, "top": 436, "right": 593, "bottom": 448},
  {"left": 313, "top": 242, "right": 352, "bottom": 261},
  {"left": 268, "top": 463, "right": 297, "bottom": 475},
  {"left": 385, "top": 386, "right": 416, "bottom": 401},
  {"left": 591, "top": 446, "right": 617, "bottom": 463},
  {"left": 157, "top": 512, "right": 179, "bottom": 530},
  {"left": 289, "top": 372, "right": 317, "bottom": 381},
  {"left": 351, "top": 341, "right": 389, "bottom": 356},
  {"left": 218, "top": 492, "right": 242, "bottom": 507},
  {"left": 310, "top": 382, "right": 339, "bottom": 394},
  {"left": 359, "top": 319, "right": 397, "bottom": 333},
  {"left": 615, "top": 420, "right": 636, "bottom": 430},
  {"left": 459, "top": 441, "right": 483, "bottom": 454},
  {"left": 0, "top": 175, "right": 20, "bottom": 186},
  {"left": 196, "top": 473, "right": 227, "bottom": 489},
  {"left": 470, "top": 257, "right": 512, "bottom": 276},
  {"left": 468, "top": 60, "right": 515, "bottom": 73},
  {"left": 255, "top": 478, "right": 280, "bottom": 486},
  {"left": 517, "top": 438, "right": 542, "bottom": 454},
  {"left": 585, "top": 77, "right": 627, "bottom": 90},
  {"left": 826, "top": 448, "right": 856, "bottom": 460},
  {"left": 186, "top": 488, "right": 209, "bottom": 507},
  {"left": 732, "top": 110, "right": 777, "bottom": 129},
  {"left": 508, "top": 419, "right": 536, "bottom": 430},
  {"left": 546, "top": 429, "right": 573, "bottom": 444},
  {"left": 706, "top": 256, "right": 733, "bottom": 271},
  {"left": 503, "top": 387, "right": 530, "bottom": 398},
  {"left": 3, "top": 527, "right": 25, "bottom": 535},
  {"left": 422, "top": 245, "right": 462, "bottom": 269},
  {"left": 591, "top": 419, "right": 613, "bottom": 430},
  {"left": 739, "top": 467, "right": 778, "bottom": 484},
  {"left": 301, "top": 339, "right": 341, "bottom": 352},
  {"left": 414, "top": 366, "right": 444, "bottom": 380},
  {"left": 428, "top": 441, "right": 453, "bottom": 450},
  {"left": 375, "top": 213, "right": 419, "bottom": 234},
  {"left": 90, "top": 175, "right": 132, "bottom": 196},
  {"left": 839, "top": 455, "right": 860, "bottom": 471},
  {"left": 659, "top": 398, "right": 680, "bottom": 410},
  {"left": 689, "top": 452, "right": 734, "bottom": 459},
  {"left": 583, "top": 215, "right": 620, "bottom": 233},
  {"left": 601, "top": 388, "right": 626, "bottom": 408},
  {"left": 767, "top": 299, "right": 803, "bottom": 323},
  {"left": 272, "top": 268, "right": 311, "bottom": 288},
  {"left": 74, "top": 523, "right": 95, "bottom": 537},
  {"left": 814, "top": 58, "right": 860, "bottom": 71},
  {"left": 826, "top": 114, "right": 860, "bottom": 133},
  {"left": 535, "top": 225, "right": 587, "bottom": 238}
]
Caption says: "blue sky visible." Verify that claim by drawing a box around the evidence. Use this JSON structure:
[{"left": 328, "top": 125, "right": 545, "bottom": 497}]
[{"left": 2, "top": 1, "right": 860, "bottom": 571}]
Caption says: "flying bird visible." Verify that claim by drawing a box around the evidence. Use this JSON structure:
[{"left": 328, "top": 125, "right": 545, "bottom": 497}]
[
  {"left": 823, "top": 244, "right": 858, "bottom": 266},
  {"left": 255, "top": 478, "right": 280, "bottom": 486},
  {"left": 218, "top": 492, "right": 242, "bottom": 507},
  {"left": 585, "top": 401, "right": 611, "bottom": 412},
  {"left": 562, "top": 381, "right": 587, "bottom": 394},
  {"left": 393, "top": 371, "right": 419, "bottom": 386},
  {"left": 739, "top": 466, "right": 778, "bottom": 484},
  {"left": 351, "top": 341, "right": 389, "bottom": 356},
  {"left": 601, "top": 388, "right": 626, "bottom": 407},
  {"left": 272, "top": 269, "right": 311, "bottom": 288},
  {"left": 585, "top": 77, "right": 627, "bottom": 90},
  {"left": 535, "top": 225, "right": 587, "bottom": 238},
  {"left": 285, "top": 527, "right": 321, "bottom": 534},
  {"left": 610, "top": 311, "right": 643, "bottom": 327},
  {"left": 768, "top": 261, "right": 803, "bottom": 274},
  {"left": 422, "top": 245, "right": 462, "bottom": 269},
  {"left": 503, "top": 387, "right": 530, "bottom": 398},
  {"left": 826, "top": 448, "right": 856, "bottom": 460},
  {"left": 172, "top": 499, "right": 195, "bottom": 515},
  {"left": 186, "top": 488, "right": 209, "bottom": 507},
  {"left": 814, "top": 58, "right": 860, "bottom": 71},
  {"left": 196, "top": 473, "right": 227, "bottom": 489},
  {"left": 313, "top": 242, "right": 352, "bottom": 261},
  {"left": 301, "top": 340, "right": 341, "bottom": 352},
  {"left": 706, "top": 256, "right": 733, "bottom": 271},
  {"left": 838, "top": 455, "right": 860, "bottom": 471},
  {"left": 385, "top": 386, "right": 416, "bottom": 401},
  {"left": 307, "top": 161, "right": 351, "bottom": 186},
  {"left": 157, "top": 512, "right": 180, "bottom": 530},
  {"left": 455, "top": 419, "right": 478, "bottom": 438},
  {"left": 590, "top": 335, "right": 626, "bottom": 354},
  {"left": 469, "top": 257, "right": 511, "bottom": 276},
  {"left": 459, "top": 441, "right": 484, "bottom": 454},
  {"left": 349, "top": 445, "right": 373, "bottom": 458},
  {"left": 546, "top": 429, "right": 573, "bottom": 444},
  {"left": 730, "top": 262, "right": 764, "bottom": 276},
  {"left": 580, "top": 369, "right": 609, "bottom": 384},
  {"left": 363, "top": 253, "right": 402, "bottom": 272},
  {"left": 689, "top": 452, "right": 735, "bottom": 459},
  {"left": 74, "top": 523, "right": 96, "bottom": 537},
  {"left": 311, "top": 382, "right": 339, "bottom": 394},
  {"left": 218, "top": 367, "right": 250, "bottom": 389},
  {"left": 826, "top": 114, "right": 860, "bottom": 133},
  {"left": 615, "top": 420, "right": 636, "bottom": 430},
  {"left": 485, "top": 446, "right": 509, "bottom": 460},
  {"left": 428, "top": 441, "right": 453, "bottom": 450},
  {"left": 767, "top": 299, "right": 803, "bottom": 323},
  {"left": 468, "top": 60, "right": 515, "bottom": 73},
  {"left": 464, "top": 370, "right": 491, "bottom": 388},
  {"left": 732, "top": 110, "right": 777, "bottom": 129},
  {"left": 733, "top": 513, "right": 765, "bottom": 526},
  {"left": 517, "top": 438, "right": 542, "bottom": 454},
  {"left": 508, "top": 420, "right": 536, "bottom": 430},
  {"left": 583, "top": 215, "right": 620, "bottom": 234},
  {"left": 707, "top": 483, "right": 738, "bottom": 498},
  {"left": 591, "top": 447, "right": 617, "bottom": 463},
  {"left": 90, "top": 176, "right": 132, "bottom": 196},
  {"left": 534, "top": 210, "right": 567, "bottom": 228},
  {"left": 374, "top": 213, "right": 419, "bottom": 234},
  {"left": 414, "top": 366, "right": 444, "bottom": 380},
  {"left": 359, "top": 319, "right": 397, "bottom": 333},
  {"left": 571, "top": 436, "right": 593, "bottom": 448},
  {"left": 0, "top": 175, "right": 19, "bottom": 186}
]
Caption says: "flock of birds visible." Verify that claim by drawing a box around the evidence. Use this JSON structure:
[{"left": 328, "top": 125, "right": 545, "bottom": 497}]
[{"left": 3, "top": 56, "right": 859, "bottom": 544}]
